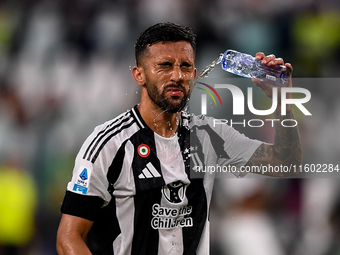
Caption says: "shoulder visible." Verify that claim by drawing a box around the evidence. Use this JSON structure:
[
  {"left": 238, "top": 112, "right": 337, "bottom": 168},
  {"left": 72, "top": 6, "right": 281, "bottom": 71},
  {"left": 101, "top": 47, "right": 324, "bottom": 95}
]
[
  {"left": 93, "top": 110, "right": 134, "bottom": 135},
  {"left": 81, "top": 108, "right": 140, "bottom": 163},
  {"left": 181, "top": 112, "right": 246, "bottom": 143}
]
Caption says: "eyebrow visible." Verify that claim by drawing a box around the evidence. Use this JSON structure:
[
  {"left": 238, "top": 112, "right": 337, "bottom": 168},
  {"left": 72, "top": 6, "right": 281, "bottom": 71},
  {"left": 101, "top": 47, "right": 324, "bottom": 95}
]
[
  {"left": 157, "top": 60, "right": 193, "bottom": 66},
  {"left": 158, "top": 61, "right": 172, "bottom": 65}
]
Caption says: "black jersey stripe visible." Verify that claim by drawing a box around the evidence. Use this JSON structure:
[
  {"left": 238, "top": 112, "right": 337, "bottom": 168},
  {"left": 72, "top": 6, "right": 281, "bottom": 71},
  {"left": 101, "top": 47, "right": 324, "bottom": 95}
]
[
  {"left": 182, "top": 179, "right": 207, "bottom": 254},
  {"left": 90, "top": 121, "right": 136, "bottom": 163},
  {"left": 83, "top": 112, "right": 132, "bottom": 160},
  {"left": 130, "top": 128, "right": 163, "bottom": 254},
  {"left": 193, "top": 124, "right": 230, "bottom": 159},
  {"left": 131, "top": 188, "right": 161, "bottom": 255},
  {"left": 107, "top": 139, "right": 129, "bottom": 193},
  {"left": 86, "top": 196, "right": 120, "bottom": 255}
]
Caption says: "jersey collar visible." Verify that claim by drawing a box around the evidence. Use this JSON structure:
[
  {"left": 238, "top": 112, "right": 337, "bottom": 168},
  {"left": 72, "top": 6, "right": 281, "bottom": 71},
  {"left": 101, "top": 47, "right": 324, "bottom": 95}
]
[{"left": 131, "top": 104, "right": 185, "bottom": 134}]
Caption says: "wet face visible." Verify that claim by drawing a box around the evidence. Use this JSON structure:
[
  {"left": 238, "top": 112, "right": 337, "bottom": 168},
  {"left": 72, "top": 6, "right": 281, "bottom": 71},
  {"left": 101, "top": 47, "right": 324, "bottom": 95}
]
[{"left": 140, "top": 41, "right": 196, "bottom": 113}]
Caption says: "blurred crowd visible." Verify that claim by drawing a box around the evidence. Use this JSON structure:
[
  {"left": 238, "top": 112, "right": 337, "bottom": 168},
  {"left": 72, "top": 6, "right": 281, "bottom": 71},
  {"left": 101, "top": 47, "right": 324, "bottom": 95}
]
[{"left": 0, "top": 0, "right": 339, "bottom": 254}]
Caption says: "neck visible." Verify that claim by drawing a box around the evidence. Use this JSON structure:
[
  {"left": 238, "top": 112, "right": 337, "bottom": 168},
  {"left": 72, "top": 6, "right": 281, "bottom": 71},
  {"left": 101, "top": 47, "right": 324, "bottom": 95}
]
[{"left": 137, "top": 103, "right": 181, "bottom": 138}]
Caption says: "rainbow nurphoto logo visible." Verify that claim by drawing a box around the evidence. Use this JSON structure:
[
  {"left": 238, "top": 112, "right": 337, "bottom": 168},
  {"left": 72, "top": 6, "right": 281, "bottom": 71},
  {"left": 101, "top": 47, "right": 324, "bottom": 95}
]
[
  {"left": 196, "top": 82, "right": 222, "bottom": 115},
  {"left": 196, "top": 82, "right": 223, "bottom": 106}
]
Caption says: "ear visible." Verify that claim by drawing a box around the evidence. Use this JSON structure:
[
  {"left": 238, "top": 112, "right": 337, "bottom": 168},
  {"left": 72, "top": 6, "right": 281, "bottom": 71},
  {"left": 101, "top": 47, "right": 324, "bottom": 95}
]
[{"left": 132, "top": 66, "right": 146, "bottom": 87}]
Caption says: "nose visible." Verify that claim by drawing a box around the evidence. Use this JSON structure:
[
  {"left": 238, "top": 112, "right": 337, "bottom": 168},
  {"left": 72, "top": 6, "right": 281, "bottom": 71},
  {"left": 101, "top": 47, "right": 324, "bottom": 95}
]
[{"left": 170, "top": 66, "right": 183, "bottom": 83}]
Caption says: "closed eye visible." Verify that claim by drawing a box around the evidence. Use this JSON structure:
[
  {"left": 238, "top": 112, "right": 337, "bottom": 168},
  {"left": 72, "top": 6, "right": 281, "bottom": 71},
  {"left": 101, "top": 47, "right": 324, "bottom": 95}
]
[
  {"left": 158, "top": 62, "right": 172, "bottom": 68},
  {"left": 180, "top": 62, "right": 192, "bottom": 70}
]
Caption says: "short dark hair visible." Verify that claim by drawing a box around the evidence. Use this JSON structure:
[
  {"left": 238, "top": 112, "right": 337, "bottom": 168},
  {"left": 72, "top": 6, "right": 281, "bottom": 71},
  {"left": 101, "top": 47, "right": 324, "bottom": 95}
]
[{"left": 135, "top": 22, "right": 196, "bottom": 66}]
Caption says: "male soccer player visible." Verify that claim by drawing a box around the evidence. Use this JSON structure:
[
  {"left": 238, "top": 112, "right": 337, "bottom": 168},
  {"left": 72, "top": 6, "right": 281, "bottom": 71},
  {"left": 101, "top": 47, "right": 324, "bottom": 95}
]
[{"left": 56, "top": 22, "right": 302, "bottom": 255}]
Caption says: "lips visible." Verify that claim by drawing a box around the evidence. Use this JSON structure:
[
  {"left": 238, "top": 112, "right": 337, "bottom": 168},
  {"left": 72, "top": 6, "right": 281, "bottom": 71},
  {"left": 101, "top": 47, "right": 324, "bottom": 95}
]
[
  {"left": 166, "top": 89, "right": 184, "bottom": 96},
  {"left": 164, "top": 86, "right": 185, "bottom": 96}
]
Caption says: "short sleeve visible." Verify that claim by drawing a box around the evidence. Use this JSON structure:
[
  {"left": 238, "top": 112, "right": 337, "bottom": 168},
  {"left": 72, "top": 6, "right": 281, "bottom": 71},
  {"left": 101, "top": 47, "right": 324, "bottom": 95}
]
[
  {"left": 191, "top": 115, "right": 262, "bottom": 178},
  {"left": 217, "top": 122, "right": 262, "bottom": 177},
  {"left": 61, "top": 124, "right": 115, "bottom": 218}
]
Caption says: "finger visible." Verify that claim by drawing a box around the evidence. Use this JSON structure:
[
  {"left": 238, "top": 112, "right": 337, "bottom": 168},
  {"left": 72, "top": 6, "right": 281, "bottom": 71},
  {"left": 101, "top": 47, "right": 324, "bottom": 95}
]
[
  {"left": 267, "top": 57, "right": 284, "bottom": 66},
  {"left": 255, "top": 52, "right": 265, "bottom": 60},
  {"left": 285, "top": 63, "right": 293, "bottom": 74},
  {"left": 261, "top": 54, "right": 276, "bottom": 65}
]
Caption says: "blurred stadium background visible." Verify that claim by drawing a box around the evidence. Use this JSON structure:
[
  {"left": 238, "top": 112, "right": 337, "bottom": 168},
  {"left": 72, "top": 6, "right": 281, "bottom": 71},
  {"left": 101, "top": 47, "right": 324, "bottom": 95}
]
[{"left": 0, "top": 0, "right": 340, "bottom": 254}]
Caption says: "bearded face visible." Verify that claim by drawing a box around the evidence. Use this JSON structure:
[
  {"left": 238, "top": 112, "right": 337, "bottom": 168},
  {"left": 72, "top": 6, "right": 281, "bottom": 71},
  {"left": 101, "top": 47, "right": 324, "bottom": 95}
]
[
  {"left": 145, "top": 76, "right": 189, "bottom": 113},
  {"left": 136, "top": 41, "right": 196, "bottom": 113}
]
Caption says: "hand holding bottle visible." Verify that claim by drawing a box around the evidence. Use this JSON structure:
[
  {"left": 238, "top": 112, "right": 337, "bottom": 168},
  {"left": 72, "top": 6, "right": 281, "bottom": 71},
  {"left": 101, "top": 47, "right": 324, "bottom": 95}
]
[
  {"left": 252, "top": 52, "right": 293, "bottom": 99},
  {"left": 219, "top": 50, "right": 292, "bottom": 88}
]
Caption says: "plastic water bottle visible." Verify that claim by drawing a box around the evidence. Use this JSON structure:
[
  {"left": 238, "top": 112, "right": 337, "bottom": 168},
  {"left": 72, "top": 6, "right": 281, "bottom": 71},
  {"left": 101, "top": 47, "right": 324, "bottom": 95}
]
[{"left": 219, "top": 49, "right": 291, "bottom": 87}]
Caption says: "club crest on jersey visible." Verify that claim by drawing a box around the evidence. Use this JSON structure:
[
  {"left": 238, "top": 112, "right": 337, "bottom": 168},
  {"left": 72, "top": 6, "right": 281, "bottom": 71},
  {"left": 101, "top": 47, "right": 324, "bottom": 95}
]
[
  {"left": 138, "top": 144, "right": 150, "bottom": 158},
  {"left": 162, "top": 181, "right": 187, "bottom": 204}
]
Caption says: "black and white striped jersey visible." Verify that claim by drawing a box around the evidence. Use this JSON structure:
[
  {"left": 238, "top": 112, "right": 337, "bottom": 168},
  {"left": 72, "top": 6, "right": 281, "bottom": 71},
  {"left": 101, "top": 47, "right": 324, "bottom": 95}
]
[{"left": 61, "top": 105, "right": 262, "bottom": 255}]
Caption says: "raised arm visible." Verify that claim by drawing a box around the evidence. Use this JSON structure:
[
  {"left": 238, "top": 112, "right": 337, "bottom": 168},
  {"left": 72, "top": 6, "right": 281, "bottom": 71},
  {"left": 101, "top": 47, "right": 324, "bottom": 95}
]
[
  {"left": 245, "top": 53, "right": 302, "bottom": 177},
  {"left": 56, "top": 214, "right": 93, "bottom": 255}
]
